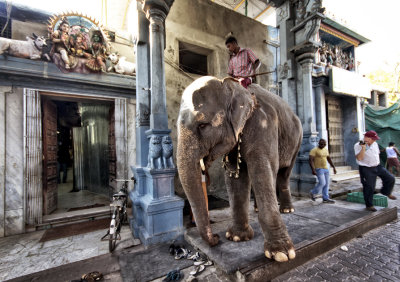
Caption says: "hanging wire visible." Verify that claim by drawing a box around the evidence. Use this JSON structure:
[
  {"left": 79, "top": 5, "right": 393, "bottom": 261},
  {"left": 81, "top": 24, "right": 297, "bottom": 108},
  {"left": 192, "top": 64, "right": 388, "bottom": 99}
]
[{"left": 164, "top": 56, "right": 196, "bottom": 81}]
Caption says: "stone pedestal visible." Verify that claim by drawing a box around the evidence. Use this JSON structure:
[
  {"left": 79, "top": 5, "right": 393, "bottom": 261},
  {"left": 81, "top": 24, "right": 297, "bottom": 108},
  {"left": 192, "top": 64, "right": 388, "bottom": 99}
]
[{"left": 131, "top": 167, "right": 184, "bottom": 244}]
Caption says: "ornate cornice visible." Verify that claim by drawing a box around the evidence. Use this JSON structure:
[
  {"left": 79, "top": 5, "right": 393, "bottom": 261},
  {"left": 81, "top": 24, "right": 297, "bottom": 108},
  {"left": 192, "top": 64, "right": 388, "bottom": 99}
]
[{"left": 320, "top": 23, "right": 360, "bottom": 47}]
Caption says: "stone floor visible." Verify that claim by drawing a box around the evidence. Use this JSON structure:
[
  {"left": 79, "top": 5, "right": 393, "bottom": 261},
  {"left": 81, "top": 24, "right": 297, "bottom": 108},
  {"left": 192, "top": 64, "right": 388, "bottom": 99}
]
[
  {"left": 2, "top": 177, "right": 400, "bottom": 282},
  {"left": 53, "top": 169, "right": 110, "bottom": 214},
  {"left": 0, "top": 224, "right": 139, "bottom": 281}
]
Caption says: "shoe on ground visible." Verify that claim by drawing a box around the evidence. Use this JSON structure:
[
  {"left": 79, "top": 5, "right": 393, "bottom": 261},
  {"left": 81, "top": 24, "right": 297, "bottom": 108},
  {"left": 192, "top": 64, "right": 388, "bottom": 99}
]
[
  {"left": 309, "top": 192, "right": 316, "bottom": 201},
  {"left": 174, "top": 248, "right": 189, "bottom": 260},
  {"left": 189, "top": 264, "right": 205, "bottom": 276},
  {"left": 387, "top": 194, "right": 397, "bottom": 200},
  {"left": 366, "top": 206, "right": 377, "bottom": 212},
  {"left": 162, "top": 269, "right": 182, "bottom": 282},
  {"left": 322, "top": 199, "right": 335, "bottom": 204}
]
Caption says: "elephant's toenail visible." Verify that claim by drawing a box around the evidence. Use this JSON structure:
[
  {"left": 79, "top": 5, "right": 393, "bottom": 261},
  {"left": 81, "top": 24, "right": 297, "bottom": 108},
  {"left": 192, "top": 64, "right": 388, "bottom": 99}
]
[
  {"left": 290, "top": 208, "right": 295, "bottom": 212},
  {"left": 274, "top": 252, "right": 288, "bottom": 262},
  {"left": 284, "top": 209, "right": 289, "bottom": 213},
  {"left": 288, "top": 248, "right": 296, "bottom": 259},
  {"left": 264, "top": 250, "right": 271, "bottom": 259},
  {"left": 233, "top": 236, "right": 240, "bottom": 242},
  {"left": 225, "top": 232, "right": 231, "bottom": 239}
]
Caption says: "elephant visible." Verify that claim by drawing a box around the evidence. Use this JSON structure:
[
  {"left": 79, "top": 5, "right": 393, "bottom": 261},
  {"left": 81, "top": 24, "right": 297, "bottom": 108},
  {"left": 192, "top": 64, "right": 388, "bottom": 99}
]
[{"left": 176, "top": 76, "right": 302, "bottom": 262}]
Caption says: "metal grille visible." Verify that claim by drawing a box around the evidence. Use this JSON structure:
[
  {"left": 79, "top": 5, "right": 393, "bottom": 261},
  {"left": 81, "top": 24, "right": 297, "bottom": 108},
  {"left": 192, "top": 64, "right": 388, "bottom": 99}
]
[{"left": 0, "top": 16, "right": 11, "bottom": 39}]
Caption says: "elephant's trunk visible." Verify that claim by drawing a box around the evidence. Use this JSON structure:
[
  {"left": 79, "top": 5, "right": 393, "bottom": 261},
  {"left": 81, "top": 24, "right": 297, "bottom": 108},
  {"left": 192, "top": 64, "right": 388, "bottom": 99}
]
[{"left": 177, "top": 127, "right": 218, "bottom": 246}]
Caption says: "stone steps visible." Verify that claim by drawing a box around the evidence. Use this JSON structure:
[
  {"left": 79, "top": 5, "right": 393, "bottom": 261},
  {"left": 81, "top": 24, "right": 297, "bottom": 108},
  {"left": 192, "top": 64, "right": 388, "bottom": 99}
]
[
  {"left": 331, "top": 166, "right": 359, "bottom": 183},
  {"left": 37, "top": 206, "right": 111, "bottom": 229}
]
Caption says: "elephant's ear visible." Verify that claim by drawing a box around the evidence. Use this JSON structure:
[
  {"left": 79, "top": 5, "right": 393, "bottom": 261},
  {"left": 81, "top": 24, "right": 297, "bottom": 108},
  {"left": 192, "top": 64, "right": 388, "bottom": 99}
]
[{"left": 223, "top": 78, "right": 255, "bottom": 142}]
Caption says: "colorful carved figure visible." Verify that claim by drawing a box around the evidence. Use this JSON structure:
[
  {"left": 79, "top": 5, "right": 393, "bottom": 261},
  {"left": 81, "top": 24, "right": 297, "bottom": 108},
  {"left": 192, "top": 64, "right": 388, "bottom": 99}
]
[
  {"left": 0, "top": 33, "right": 47, "bottom": 60},
  {"left": 51, "top": 17, "right": 71, "bottom": 69},
  {"left": 107, "top": 53, "right": 136, "bottom": 75},
  {"left": 86, "top": 29, "right": 107, "bottom": 72},
  {"left": 70, "top": 33, "right": 89, "bottom": 58}
]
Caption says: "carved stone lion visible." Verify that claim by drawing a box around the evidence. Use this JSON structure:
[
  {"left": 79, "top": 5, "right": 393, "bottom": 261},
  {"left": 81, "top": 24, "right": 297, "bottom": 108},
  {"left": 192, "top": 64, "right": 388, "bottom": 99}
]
[
  {"left": 148, "top": 135, "right": 162, "bottom": 169},
  {"left": 162, "top": 136, "right": 175, "bottom": 169}
]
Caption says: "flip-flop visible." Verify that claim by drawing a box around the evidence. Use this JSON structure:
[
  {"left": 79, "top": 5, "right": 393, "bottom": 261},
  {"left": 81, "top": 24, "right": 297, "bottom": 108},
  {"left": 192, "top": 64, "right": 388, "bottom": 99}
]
[
  {"left": 189, "top": 264, "right": 205, "bottom": 276},
  {"left": 187, "top": 251, "right": 200, "bottom": 260},
  {"left": 81, "top": 271, "right": 103, "bottom": 281},
  {"left": 194, "top": 259, "right": 213, "bottom": 266}
]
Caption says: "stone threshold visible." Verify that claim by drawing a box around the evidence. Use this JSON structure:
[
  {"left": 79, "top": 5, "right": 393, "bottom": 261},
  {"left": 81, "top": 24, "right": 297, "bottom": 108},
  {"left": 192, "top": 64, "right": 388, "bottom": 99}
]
[{"left": 36, "top": 206, "right": 111, "bottom": 229}]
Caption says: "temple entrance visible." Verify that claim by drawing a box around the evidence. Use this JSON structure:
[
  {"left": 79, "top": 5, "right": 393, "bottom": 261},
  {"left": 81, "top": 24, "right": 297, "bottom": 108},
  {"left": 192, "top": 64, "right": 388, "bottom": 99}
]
[
  {"left": 326, "top": 95, "right": 345, "bottom": 166},
  {"left": 41, "top": 94, "right": 114, "bottom": 215}
]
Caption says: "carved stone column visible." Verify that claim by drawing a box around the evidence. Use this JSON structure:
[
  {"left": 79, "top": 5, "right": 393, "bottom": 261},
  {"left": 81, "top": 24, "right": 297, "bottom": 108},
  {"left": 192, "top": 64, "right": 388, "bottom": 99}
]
[
  {"left": 286, "top": 1, "right": 325, "bottom": 195},
  {"left": 130, "top": 0, "right": 184, "bottom": 245},
  {"left": 313, "top": 76, "right": 328, "bottom": 141},
  {"left": 276, "top": 1, "right": 296, "bottom": 108},
  {"left": 131, "top": 2, "right": 151, "bottom": 238},
  {"left": 357, "top": 97, "right": 368, "bottom": 139}
]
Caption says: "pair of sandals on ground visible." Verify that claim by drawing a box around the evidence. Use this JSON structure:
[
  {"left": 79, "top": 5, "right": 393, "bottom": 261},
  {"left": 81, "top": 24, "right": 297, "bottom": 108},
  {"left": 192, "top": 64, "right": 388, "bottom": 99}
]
[{"left": 165, "top": 244, "right": 213, "bottom": 281}]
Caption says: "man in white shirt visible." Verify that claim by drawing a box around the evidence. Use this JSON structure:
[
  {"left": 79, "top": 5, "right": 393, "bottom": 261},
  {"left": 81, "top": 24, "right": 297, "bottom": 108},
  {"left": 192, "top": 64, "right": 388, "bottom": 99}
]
[{"left": 354, "top": 130, "right": 396, "bottom": 212}]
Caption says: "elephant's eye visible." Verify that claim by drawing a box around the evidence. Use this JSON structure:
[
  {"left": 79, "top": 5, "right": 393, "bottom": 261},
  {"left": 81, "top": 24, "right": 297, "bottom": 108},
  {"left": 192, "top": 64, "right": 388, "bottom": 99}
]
[{"left": 198, "top": 123, "right": 208, "bottom": 129}]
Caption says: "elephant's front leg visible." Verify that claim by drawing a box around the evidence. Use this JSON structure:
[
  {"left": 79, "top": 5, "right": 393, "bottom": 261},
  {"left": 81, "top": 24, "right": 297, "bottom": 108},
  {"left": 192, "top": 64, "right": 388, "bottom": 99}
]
[
  {"left": 250, "top": 163, "right": 296, "bottom": 262},
  {"left": 225, "top": 167, "right": 254, "bottom": 242},
  {"left": 276, "top": 167, "right": 295, "bottom": 213}
]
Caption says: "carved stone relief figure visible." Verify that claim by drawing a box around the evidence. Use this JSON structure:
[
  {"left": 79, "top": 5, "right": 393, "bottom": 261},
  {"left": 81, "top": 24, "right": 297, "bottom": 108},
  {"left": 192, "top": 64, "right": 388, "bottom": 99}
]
[
  {"left": 279, "top": 61, "right": 291, "bottom": 80},
  {"left": 148, "top": 135, "right": 163, "bottom": 169},
  {"left": 311, "top": 0, "right": 325, "bottom": 14},
  {"left": 296, "top": 0, "right": 308, "bottom": 24},
  {"left": 162, "top": 136, "right": 175, "bottom": 169},
  {"left": 316, "top": 41, "right": 355, "bottom": 72}
]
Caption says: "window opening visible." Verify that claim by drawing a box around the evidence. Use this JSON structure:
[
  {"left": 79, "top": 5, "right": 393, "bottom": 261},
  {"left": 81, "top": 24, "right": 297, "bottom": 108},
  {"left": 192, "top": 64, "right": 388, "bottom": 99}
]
[{"left": 179, "top": 41, "right": 210, "bottom": 75}]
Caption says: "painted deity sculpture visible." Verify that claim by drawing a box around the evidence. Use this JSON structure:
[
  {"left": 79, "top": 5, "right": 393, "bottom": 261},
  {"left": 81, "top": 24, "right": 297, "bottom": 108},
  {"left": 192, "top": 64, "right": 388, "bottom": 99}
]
[
  {"left": 50, "top": 17, "right": 71, "bottom": 69},
  {"left": 85, "top": 29, "right": 107, "bottom": 72}
]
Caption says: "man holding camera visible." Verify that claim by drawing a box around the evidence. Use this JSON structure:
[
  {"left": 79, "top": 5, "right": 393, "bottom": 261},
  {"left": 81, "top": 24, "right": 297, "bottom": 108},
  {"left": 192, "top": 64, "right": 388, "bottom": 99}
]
[{"left": 355, "top": 130, "right": 396, "bottom": 212}]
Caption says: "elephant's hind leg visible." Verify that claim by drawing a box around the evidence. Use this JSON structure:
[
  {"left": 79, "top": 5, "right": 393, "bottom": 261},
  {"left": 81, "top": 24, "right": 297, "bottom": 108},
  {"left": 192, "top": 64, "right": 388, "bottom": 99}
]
[
  {"left": 225, "top": 167, "right": 254, "bottom": 242},
  {"left": 276, "top": 166, "right": 295, "bottom": 213}
]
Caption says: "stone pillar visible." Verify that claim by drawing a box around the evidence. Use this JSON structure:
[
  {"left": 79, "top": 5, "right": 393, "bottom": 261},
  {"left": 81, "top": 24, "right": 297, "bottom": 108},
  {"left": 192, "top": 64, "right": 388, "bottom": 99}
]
[
  {"left": 5, "top": 88, "right": 24, "bottom": 236},
  {"left": 296, "top": 55, "right": 319, "bottom": 194},
  {"left": 313, "top": 77, "right": 328, "bottom": 141},
  {"left": 115, "top": 98, "right": 128, "bottom": 190},
  {"left": 284, "top": 0, "right": 325, "bottom": 195},
  {"left": 276, "top": 1, "right": 296, "bottom": 109},
  {"left": 131, "top": 2, "right": 151, "bottom": 238},
  {"left": 357, "top": 97, "right": 368, "bottom": 139},
  {"left": 131, "top": 0, "right": 184, "bottom": 245},
  {"left": 0, "top": 86, "right": 11, "bottom": 237}
]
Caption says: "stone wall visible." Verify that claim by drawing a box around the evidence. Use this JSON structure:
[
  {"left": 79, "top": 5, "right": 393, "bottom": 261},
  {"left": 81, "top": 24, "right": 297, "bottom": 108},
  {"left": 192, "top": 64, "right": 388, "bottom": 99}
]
[{"left": 165, "top": 0, "right": 274, "bottom": 197}]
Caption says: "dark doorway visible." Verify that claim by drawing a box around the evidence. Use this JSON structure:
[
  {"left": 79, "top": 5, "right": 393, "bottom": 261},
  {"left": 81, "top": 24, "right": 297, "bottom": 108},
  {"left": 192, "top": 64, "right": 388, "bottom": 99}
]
[{"left": 42, "top": 96, "right": 113, "bottom": 215}]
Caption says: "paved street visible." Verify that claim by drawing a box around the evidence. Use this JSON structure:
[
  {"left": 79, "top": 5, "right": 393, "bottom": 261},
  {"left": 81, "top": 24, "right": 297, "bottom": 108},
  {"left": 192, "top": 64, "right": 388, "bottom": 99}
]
[
  {"left": 273, "top": 217, "right": 400, "bottom": 282},
  {"left": 272, "top": 189, "right": 400, "bottom": 282}
]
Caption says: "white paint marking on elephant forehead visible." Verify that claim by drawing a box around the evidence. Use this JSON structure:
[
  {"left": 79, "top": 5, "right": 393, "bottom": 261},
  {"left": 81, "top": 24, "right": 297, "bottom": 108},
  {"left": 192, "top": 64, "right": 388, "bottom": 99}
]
[{"left": 261, "top": 119, "right": 267, "bottom": 128}]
